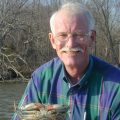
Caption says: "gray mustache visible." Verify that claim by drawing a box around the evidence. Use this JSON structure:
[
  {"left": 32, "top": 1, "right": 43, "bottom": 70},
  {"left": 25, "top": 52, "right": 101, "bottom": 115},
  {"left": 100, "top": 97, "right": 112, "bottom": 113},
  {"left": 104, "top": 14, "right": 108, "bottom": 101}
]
[{"left": 60, "top": 48, "right": 83, "bottom": 52}]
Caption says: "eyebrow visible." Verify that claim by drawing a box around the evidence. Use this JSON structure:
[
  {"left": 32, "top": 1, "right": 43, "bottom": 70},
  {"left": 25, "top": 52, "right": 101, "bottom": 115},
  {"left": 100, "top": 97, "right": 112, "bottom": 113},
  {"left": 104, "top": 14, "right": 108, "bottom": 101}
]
[{"left": 56, "top": 30, "right": 86, "bottom": 35}]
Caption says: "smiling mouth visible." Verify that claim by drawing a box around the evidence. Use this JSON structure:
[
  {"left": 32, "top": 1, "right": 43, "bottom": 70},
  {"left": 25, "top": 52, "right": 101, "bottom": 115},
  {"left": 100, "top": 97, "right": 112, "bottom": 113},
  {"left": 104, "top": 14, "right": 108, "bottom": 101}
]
[
  {"left": 63, "top": 51, "right": 81, "bottom": 55},
  {"left": 64, "top": 50, "right": 79, "bottom": 53},
  {"left": 60, "top": 48, "right": 83, "bottom": 53}
]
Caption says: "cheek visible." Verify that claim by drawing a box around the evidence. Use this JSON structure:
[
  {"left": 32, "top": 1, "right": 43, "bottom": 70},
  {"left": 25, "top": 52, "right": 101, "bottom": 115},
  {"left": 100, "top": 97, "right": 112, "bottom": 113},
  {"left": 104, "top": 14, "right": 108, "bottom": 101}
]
[{"left": 55, "top": 42, "right": 64, "bottom": 51}]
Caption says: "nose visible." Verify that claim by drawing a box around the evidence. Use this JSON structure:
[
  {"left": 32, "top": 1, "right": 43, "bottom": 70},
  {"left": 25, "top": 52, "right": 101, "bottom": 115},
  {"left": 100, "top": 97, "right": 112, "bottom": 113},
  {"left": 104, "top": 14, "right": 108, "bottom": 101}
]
[{"left": 66, "top": 34, "right": 75, "bottom": 47}]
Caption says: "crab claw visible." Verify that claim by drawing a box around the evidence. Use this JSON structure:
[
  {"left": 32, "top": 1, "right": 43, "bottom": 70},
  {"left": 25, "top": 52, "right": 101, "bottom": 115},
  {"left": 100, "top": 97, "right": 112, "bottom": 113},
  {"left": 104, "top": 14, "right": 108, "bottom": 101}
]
[{"left": 20, "top": 103, "right": 45, "bottom": 111}]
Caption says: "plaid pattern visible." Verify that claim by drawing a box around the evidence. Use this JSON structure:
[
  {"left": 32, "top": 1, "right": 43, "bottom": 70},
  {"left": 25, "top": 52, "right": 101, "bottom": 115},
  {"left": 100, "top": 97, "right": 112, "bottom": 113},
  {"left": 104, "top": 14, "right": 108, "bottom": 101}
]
[{"left": 12, "top": 56, "right": 120, "bottom": 120}]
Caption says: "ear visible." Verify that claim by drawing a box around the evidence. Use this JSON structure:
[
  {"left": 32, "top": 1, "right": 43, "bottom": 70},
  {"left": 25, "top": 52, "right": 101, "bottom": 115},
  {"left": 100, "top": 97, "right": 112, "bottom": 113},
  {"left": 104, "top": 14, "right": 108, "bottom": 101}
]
[
  {"left": 91, "top": 30, "right": 96, "bottom": 43},
  {"left": 49, "top": 33, "right": 56, "bottom": 49},
  {"left": 89, "top": 30, "right": 96, "bottom": 47}
]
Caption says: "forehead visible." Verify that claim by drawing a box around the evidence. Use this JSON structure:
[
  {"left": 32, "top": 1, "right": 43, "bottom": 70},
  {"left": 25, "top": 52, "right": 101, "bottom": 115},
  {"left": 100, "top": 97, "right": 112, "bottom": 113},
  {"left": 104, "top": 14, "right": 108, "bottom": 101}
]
[{"left": 53, "top": 10, "right": 89, "bottom": 33}]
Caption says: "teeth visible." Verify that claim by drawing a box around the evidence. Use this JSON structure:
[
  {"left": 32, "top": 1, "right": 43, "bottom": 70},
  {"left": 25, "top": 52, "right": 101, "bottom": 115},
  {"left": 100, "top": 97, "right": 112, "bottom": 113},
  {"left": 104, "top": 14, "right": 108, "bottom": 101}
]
[{"left": 60, "top": 48, "right": 83, "bottom": 53}]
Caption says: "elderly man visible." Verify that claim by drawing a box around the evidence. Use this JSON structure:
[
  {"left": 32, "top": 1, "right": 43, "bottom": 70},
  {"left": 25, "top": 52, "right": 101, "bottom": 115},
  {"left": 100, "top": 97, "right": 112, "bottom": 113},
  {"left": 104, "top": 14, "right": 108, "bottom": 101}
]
[{"left": 12, "top": 2, "right": 120, "bottom": 120}]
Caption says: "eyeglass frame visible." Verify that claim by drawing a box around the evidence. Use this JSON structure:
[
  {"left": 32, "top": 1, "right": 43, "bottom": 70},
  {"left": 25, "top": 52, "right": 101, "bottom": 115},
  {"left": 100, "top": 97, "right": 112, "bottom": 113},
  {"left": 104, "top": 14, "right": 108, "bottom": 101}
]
[{"left": 53, "top": 31, "right": 92, "bottom": 43}]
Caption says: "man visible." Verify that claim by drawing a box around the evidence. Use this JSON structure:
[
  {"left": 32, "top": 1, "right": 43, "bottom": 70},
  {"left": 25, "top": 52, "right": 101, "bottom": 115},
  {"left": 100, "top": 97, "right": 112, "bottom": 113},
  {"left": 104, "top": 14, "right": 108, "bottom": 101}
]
[{"left": 12, "top": 2, "right": 120, "bottom": 120}]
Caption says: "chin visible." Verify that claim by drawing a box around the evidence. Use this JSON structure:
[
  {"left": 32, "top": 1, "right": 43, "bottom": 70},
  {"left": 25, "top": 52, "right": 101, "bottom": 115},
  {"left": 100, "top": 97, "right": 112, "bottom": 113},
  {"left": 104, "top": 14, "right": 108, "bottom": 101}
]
[
  {"left": 62, "top": 58, "right": 78, "bottom": 67},
  {"left": 58, "top": 53, "right": 85, "bottom": 66}
]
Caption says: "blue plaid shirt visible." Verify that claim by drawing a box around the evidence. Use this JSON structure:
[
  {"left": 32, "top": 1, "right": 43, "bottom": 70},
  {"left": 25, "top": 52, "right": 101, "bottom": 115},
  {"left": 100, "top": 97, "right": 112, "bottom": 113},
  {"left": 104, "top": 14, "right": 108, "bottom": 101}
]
[{"left": 12, "top": 56, "right": 120, "bottom": 120}]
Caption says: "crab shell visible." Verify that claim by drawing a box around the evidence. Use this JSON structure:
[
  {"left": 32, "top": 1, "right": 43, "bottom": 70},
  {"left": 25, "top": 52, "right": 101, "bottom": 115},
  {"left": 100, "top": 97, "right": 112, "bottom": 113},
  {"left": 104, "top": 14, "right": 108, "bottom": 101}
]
[{"left": 17, "top": 103, "right": 69, "bottom": 120}]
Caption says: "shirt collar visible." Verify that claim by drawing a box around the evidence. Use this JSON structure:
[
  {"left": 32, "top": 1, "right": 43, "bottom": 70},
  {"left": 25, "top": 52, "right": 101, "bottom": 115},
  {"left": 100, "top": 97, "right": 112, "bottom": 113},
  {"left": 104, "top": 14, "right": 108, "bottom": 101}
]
[{"left": 62, "top": 55, "right": 94, "bottom": 88}]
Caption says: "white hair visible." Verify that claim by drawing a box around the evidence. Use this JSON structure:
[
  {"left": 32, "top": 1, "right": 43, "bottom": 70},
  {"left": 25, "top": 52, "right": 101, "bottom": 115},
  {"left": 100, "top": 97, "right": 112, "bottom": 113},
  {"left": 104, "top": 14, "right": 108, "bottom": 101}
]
[{"left": 50, "top": 2, "right": 95, "bottom": 34}]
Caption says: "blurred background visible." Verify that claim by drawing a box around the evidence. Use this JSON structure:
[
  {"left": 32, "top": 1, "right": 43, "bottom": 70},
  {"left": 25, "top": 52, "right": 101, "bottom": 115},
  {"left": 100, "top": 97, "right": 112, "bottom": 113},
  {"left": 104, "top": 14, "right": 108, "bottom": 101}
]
[{"left": 0, "top": 0, "right": 120, "bottom": 119}]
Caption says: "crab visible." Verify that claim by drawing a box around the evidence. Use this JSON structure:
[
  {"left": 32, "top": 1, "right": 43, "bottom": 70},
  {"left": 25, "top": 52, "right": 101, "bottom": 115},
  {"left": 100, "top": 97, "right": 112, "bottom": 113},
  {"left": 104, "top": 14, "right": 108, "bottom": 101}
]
[{"left": 17, "top": 103, "right": 69, "bottom": 120}]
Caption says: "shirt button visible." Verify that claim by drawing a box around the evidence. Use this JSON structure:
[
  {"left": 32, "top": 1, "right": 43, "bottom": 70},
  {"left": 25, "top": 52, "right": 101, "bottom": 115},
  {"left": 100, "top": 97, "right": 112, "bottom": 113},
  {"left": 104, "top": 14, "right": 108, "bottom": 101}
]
[
  {"left": 70, "top": 89, "right": 73, "bottom": 92},
  {"left": 68, "top": 89, "right": 73, "bottom": 94}
]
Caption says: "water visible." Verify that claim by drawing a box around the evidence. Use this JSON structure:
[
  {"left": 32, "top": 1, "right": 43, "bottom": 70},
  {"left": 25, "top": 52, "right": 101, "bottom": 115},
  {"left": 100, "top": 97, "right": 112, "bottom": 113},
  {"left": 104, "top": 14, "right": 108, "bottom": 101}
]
[{"left": 0, "top": 82, "right": 27, "bottom": 120}]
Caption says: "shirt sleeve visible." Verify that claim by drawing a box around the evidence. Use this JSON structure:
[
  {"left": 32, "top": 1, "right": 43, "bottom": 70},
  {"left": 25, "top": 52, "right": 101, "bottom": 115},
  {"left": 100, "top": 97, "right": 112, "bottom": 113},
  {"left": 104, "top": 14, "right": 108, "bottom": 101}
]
[
  {"left": 11, "top": 77, "right": 41, "bottom": 120},
  {"left": 111, "top": 89, "right": 120, "bottom": 120},
  {"left": 112, "top": 103, "right": 120, "bottom": 120}
]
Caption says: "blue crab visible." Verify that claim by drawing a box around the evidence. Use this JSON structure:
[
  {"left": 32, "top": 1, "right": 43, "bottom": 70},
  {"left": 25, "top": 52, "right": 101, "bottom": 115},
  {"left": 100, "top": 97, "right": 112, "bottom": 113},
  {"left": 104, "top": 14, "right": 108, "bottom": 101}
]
[{"left": 17, "top": 103, "right": 69, "bottom": 120}]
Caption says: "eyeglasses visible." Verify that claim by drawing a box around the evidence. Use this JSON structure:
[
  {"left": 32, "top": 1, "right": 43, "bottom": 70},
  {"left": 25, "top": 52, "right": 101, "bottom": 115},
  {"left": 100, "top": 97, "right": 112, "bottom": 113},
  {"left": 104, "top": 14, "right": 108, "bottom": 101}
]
[{"left": 54, "top": 31, "right": 91, "bottom": 43}]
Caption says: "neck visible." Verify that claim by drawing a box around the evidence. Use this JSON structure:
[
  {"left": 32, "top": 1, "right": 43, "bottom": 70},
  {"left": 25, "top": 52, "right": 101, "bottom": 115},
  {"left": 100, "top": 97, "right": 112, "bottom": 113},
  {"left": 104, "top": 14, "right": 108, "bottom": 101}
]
[{"left": 65, "top": 58, "right": 89, "bottom": 85}]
